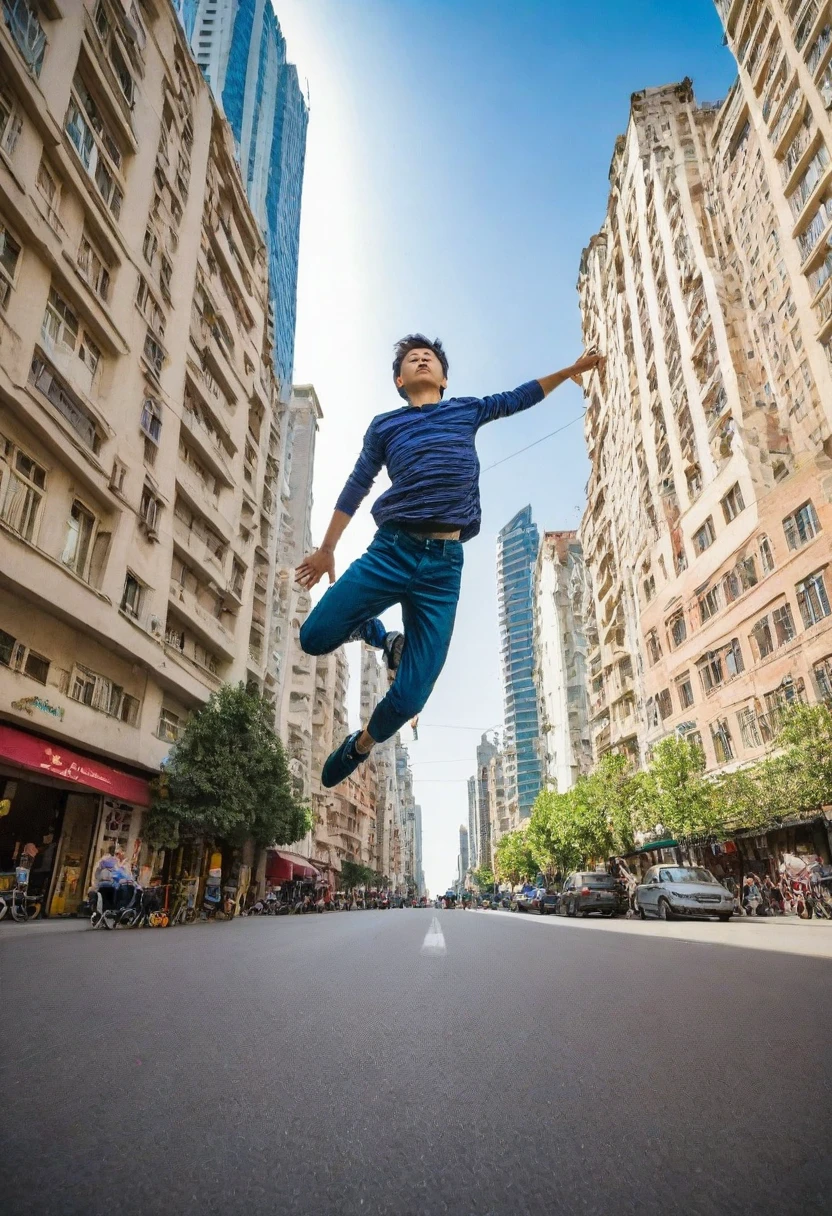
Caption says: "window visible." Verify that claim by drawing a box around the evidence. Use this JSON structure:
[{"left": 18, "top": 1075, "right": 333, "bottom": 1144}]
[
  {"left": 668, "top": 610, "right": 686, "bottom": 649},
  {"left": 796, "top": 569, "right": 832, "bottom": 627},
  {"left": 657, "top": 688, "right": 673, "bottom": 720},
  {"left": 750, "top": 615, "right": 774, "bottom": 660},
  {"left": 61, "top": 500, "right": 96, "bottom": 577},
  {"left": 0, "top": 88, "right": 22, "bottom": 156},
  {"left": 643, "top": 573, "right": 656, "bottom": 603},
  {"left": 737, "top": 707, "right": 764, "bottom": 750},
  {"left": 686, "top": 729, "right": 703, "bottom": 751},
  {"left": 693, "top": 517, "right": 715, "bottom": 554},
  {"left": 140, "top": 396, "right": 162, "bottom": 444},
  {"left": 677, "top": 673, "right": 695, "bottom": 708},
  {"left": 814, "top": 656, "right": 832, "bottom": 701},
  {"left": 725, "top": 637, "right": 744, "bottom": 678},
  {"left": 699, "top": 585, "right": 721, "bottom": 623},
  {"left": 35, "top": 158, "right": 61, "bottom": 229},
  {"left": 142, "top": 228, "right": 158, "bottom": 265},
  {"left": 42, "top": 289, "right": 79, "bottom": 352},
  {"left": 158, "top": 708, "right": 181, "bottom": 742},
  {"left": 0, "top": 444, "right": 45, "bottom": 541},
  {"left": 0, "top": 626, "right": 14, "bottom": 666},
  {"left": 121, "top": 572, "right": 143, "bottom": 619},
  {"left": 772, "top": 603, "right": 796, "bottom": 645},
  {"left": 687, "top": 466, "right": 703, "bottom": 498},
  {"left": 136, "top": 277, "right": 165, "bottom": 337},
  {"left": 783, "top": 501, "right": 820, "bottom": 550},
  {"left": 721, "top": 482, "right": 745, "bottom": 523},
  {"left": 76, "top": 234, "right": 110, "bottom": 302},
  {"left": 723, "top": 568, "right": 741, "bottom": 603},
  {"left": 2, "top": 0, "right": 46, "bottom": 76},
  {"left": 646, "top": 697, "right": 659, "bottom": 730},
  {"left": 70, "top": 666, "right": 96, "bottom": 705},
  {"left": 710, "top": 718, "right": 734, "bottom": 764},
  {"left": 739, "top": 555, "right": 758, "bottom": 591},
  {"left": 140, "top": 485, "right": 160, "bottom": 533},
  {"left": 697, "top": 650, "right": 724, "bottom": 694},
  {"left": 646, "top": 630, "right": 662, "bottom": 665},
  {"left": 143, "top": 330, "right": 165, "bottom": 378},
  {"left": 23, "top": 649, "right": 49, "bottom": 684},
  {"left": 70, "top": 662, "right": 138, "bottom": 721},
  {"left": 160, "top": 257, "right": 172, "bottom": 299},
  {"left": 64, "top": 76, "right": 123, "bottom": 218},
  {"left": 0, "top": 215, "right": 21, "bottom": 309}
]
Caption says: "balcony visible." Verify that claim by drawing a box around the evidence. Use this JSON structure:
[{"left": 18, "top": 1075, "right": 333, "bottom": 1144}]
[
  {"left": 168, "top": 581, "right": 236, "bottom": 660},
  {"left": 172, "top": 514, "right": 227, "bottom": 585},
  {"left": 181, "top": 404, "right": 234, "bottom": 487}
]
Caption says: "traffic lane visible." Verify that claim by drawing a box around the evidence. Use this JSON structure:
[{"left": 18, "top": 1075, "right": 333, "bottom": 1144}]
[
  {"left": 3, "top": 909, "right": 832, "bottom": 1216},
  {"left": 476, "top": 903, "right": 832, "bottom": 959}
]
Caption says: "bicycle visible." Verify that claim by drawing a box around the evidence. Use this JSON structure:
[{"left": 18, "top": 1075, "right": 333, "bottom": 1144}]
[{"left": 1, "top": 884, "right": 43, "bottom": 923}]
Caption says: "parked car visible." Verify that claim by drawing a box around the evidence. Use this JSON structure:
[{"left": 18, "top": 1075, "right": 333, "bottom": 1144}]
[
  {"left": 636, "top": 865, "right": 734, "bottom": 922},
  {"left": 510, "top": 891, "right": 530, "bottom": 912},
  {"left": 557, "top": 872, "right": 618, "bottom": 918},
  {"left": 525, "top": 887, "right": 558, "bottom": 915}
]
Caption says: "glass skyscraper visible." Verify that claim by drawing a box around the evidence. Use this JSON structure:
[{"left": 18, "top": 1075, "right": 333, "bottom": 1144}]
[
  {"left": 177, "top": 0, "right": 308, "bottom": 399},
  {"left": 497, "top": 506, "right": 543, "bottom": 820}
]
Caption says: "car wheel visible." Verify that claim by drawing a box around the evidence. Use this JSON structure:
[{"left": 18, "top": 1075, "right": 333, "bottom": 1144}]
[
  {"left": 567, "top": 901, "right": 576, "bottom": 918},
  {"left": 718, "top": 913, "right": 731, "bottom": 923},
  {"left": 638, "top": 904, "right": 647, "bottom": 921},
  {"left": 538, "top": 903, "right": 545, "bottom": 915},
  {"left": 657, "top": 898, "right": 675, "bottom": 922},
  {"left": 602, "top": 911, "right": 614, "bottom": 917}
]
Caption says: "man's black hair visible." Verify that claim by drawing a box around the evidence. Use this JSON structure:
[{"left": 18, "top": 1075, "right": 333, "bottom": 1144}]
[{"left": 392, "top": 334, "right": 449, "bottom": 401}]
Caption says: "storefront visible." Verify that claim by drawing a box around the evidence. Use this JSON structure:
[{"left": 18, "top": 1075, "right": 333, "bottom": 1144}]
[{"left": 0, "top": 724, "right": 150, "bottom": 916}]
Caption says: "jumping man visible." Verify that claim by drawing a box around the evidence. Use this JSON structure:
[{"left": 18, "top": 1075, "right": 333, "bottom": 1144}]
[{"left": 295, "top": 335, "right": 604, "bottom": 788}]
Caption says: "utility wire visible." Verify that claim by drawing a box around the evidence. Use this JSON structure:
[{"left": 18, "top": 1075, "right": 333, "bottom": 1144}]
[{"left": 481, "top": 412, "right": 586, "bottom": 473}]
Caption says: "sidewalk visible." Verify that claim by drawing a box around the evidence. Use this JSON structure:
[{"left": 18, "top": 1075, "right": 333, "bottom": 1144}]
[{"left": 482, "top": 908, "right": 832, "bottom": 960}]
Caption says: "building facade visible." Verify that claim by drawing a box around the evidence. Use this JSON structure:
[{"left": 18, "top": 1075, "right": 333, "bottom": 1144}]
[
  {"left": 458, "top": 823, "right": 469, "bottom": 887},
  {"left": 468, "top": 731, "right": 498, "bottom": 869},
  {"left": 178, "top": 0, "right": 308, "bottom": 397},
  {"left": 497, "top": 506, "right": 543, "bottom": 818},
  {"left": 0, "top": 0, "right": 285, "bottom": 910},
  {"left": 486, "top": 748, "right": 510, "bottom": 845},
  {"left": 533, "top": 531, "right": 593, "bottom": 791},
  {"left": 578, "top": 52, "right": 832, "bottom": 775}
]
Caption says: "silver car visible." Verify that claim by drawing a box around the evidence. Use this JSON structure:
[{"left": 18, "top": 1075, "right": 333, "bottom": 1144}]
[{"left": 637, "top": 865, "right": 734, "bottom": 922}]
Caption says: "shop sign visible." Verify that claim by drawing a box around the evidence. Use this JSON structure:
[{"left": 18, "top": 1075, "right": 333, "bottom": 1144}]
[
  {"left": 0, "top": 725, "right": 150, "bottom": 805},
  {"left": 11, "top": 696, "right": 65, "bottom": 721}
]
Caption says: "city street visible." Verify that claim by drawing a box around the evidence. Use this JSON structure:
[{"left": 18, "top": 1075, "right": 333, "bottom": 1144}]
[{"left": 3, "top": 912, "right": 832, "bottom": 1216}]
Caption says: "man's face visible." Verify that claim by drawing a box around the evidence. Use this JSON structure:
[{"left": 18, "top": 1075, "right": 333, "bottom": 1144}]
[{"left": 396, "top": 347, "right": 447, "bottom": 400}]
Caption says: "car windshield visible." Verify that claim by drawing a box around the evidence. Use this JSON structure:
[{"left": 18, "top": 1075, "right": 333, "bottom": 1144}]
[
  {"left": 580, "top": 874, "right": 614, "bottom": 887},
  {"left": 661, "top": 867, "right": 716, "bottom": 884}
]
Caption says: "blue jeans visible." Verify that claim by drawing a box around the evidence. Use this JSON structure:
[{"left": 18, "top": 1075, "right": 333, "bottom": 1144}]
[{"left": 299, "top": 525, "right": 464, "bottom": 743}]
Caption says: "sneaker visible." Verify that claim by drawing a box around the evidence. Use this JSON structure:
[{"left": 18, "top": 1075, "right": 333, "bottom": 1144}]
[
  {"left": 383, "top": 631, "right": 404, "bottom": 673},
  {"left": 321, "top": 731, "right": 370, "bottom": 789}
]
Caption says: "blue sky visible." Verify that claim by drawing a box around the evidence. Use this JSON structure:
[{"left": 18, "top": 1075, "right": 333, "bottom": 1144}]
[{"left": 275, "top": 0, "right": 737, "bottom": 896}]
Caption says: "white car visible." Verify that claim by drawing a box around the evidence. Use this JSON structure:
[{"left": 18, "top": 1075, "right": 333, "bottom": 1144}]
[{"left": 637, "top": 865, "right": 734, "bottom": 922}]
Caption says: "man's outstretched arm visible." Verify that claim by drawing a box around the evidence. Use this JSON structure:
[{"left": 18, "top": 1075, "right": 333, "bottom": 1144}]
[
  {"left": 296, "top": 421, "right": 384, "bottom": 589},
  {"left": 477, "top": 350, "right": 605, "bottom": 425}
]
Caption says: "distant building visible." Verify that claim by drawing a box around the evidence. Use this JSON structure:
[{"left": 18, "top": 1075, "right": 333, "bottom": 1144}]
[
  {"left": 471, "top": 732, "right": 498, "bottom": 869},
  {"left": 497, "top": 507, "right": 543, "bottom": 819},
  {"left": 458, "top": 824, "right": 470, "bottom": 885},
  {"left": 178, "top": 0, "right": 308, "bottom": 397},
  {"left": 467, "top": 775, "right": 479, "bottom": 871},
  {"left": 533, "top": 532, "right": 592, "bottom": 791}
]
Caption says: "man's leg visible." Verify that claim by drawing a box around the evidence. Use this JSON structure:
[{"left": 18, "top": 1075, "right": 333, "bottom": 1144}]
[
  {"left": 299, "top": 538, "right": 406, "bottom": 658},
  {"left": 366, "top": 545, "right": 463, "bottom": 743},
  {"left": 320, "top": 540, "right": 462, "bottom": 788}
]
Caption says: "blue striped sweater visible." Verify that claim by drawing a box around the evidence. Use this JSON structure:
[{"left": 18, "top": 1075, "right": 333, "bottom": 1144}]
[{"left": 335, "top": 381, "right": 545, "bottom": 542}]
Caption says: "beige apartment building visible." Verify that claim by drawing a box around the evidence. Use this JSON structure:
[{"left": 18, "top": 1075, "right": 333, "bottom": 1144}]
[
  {"left": 579, "top": 28, "right": 832, "bottom": 777},
  {"left": 533, "top": 531, "right": 593, "bottom": 791},
  {"left": 0, "top": 0, "right": 288, "bottom": 911}
]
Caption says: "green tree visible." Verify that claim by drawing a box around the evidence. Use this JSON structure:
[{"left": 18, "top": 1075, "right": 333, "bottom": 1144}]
[
  {"left": 642, "top": 735, "right": 721, "bottom": 838},
  {"left": 472, "top": 865, "right": 495, "bottom": 891},
  {"left": 775, "top": 702, "right": 832, "bottom": 812},
  {"left": 339, "top": 860, "right": 375, "bottom": 891},
  {"left": 494, "top": 830, "right": 538, "bottom": 885},
  {"left": 145, "top": 683, "right": 311, "bottom": 852}
]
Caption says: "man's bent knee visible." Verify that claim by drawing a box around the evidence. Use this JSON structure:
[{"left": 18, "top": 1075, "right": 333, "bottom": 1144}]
[{"left": 299, "top": 617, "right": 328, "bottom": 656}]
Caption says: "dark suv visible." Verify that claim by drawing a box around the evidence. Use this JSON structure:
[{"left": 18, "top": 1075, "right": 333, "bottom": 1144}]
[{"left": 557, "top": 872, "right": 617, "bottom": 918}]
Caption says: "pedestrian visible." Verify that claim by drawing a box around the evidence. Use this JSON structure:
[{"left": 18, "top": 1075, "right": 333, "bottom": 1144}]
[
  {"left": 295, "top": 334, "right": 604, "bottom": 787},
  {"left": 742, "top": 874, "right": 763, "bottom": 916}
]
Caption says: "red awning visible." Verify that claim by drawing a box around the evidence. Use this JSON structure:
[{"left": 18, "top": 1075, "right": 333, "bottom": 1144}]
[
  {"left": 0, "top": 725, "right": 151, "bottom": 806},
  {"left": 265, "top": 849, "right": 321, "bottom": 882}
]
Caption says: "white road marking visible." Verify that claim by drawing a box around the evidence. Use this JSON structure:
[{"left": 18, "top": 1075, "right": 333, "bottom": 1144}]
[{"left": 421, "top": 916, "right": 447, "bottom": 955}]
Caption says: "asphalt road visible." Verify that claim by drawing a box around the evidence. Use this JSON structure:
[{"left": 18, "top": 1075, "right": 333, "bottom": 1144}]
[{"left": 2, "top": 909, "right": 832, "bottom": 1216}]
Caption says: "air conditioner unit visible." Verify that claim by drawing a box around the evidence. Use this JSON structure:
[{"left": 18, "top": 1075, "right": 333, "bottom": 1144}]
[
  {"left": 146, "top": 527, "right": 159, "bottom": 542},
  {"left": 149, "top": 616, "right": 163, "bottom": 636}
]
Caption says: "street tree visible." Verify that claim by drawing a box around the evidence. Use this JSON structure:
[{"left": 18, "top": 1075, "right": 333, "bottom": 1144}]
[
  {"left": 145, "top": 684, "right": 311, "bottom": 866},
  {"left": 472, "top": 865, "right": 496, "bottom": 891},
  {"left": 494, "top": 829, "right": 538, "bottom": 886},
  {"left": 339, "top": 860, "right": 375, "bottom": 891}
]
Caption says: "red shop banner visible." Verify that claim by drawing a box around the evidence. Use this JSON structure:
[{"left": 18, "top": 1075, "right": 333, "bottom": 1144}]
[{"left": 0, "top": 725, "right": 151, "bottom": 806}]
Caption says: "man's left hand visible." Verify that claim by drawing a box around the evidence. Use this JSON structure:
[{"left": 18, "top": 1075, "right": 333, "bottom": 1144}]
[{"left": 568, "top": 349, "right": 606, "bottom": 382}]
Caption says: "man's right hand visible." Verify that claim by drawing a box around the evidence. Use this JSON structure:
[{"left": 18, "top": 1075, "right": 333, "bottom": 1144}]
[{"left": 296, "top": 547, "right": 335, "bottom": 589}]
